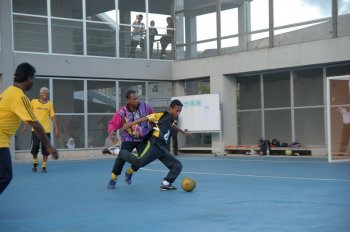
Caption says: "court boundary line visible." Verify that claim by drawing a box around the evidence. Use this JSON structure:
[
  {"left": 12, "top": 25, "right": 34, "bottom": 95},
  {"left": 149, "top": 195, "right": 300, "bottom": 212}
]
[
  {"left": 140, "top": 167, "right": 350, "bottom": 182},
  {"left": 176, "top": 157, "right": 330, "bottom": 164}
]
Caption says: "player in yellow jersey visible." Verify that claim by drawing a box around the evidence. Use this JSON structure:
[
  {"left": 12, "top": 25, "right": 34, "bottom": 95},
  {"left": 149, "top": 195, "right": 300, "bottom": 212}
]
[
  {"left": 23, "top": 87, "right": 59, "bottom": 173},
  {"left": 0, "top": 63, "right": 58, "bottom": 194}
]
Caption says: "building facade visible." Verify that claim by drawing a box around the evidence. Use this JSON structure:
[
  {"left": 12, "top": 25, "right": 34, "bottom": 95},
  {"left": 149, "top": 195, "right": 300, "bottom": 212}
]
[{"left": 1, "top": 0, "right": 350, "bottom": 155}]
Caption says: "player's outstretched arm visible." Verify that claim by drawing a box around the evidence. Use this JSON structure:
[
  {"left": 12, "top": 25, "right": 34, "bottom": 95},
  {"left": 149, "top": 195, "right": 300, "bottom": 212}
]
[
  {"left": 174, "top": 125, "right": 192, "bottom": 137},
  {"left": 122, "top": 116, "right": 149, "bottom": 130},
  {"left": 28, "top": 121, "right": 59, "bottom": 160}
]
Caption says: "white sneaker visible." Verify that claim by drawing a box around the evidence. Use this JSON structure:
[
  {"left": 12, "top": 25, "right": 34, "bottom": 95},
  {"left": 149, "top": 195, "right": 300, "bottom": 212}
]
[{"left": 102, "top": 145, "right": 120, "bottom": 155}]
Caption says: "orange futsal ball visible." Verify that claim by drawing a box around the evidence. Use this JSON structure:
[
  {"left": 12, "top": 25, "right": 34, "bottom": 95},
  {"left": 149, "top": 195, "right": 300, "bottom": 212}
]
[{"left": 181, "top": 177, "right": 196, "bottom": 192}]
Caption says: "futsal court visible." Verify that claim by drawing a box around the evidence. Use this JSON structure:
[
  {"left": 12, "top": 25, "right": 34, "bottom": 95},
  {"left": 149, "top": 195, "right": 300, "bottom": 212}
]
[{"left": 1, "top": 155, "right": 350, "bottom": 232}]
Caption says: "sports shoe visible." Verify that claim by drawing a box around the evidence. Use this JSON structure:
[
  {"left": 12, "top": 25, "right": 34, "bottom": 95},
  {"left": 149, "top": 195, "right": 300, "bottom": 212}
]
[
  {"left": 160, "top": 183, "right": 177, "bottom": 191},
  {"left": 124, "top": 172, "right": 133, "bottom": 185},
  {"left": 32, "top": 163, "right": 38, "bottom": 172},
  {"left": 102, "top": 145, "right": 120, "bottom": 155},
  {"left": 102, "top": 147, "right": 111, "bottom": 155},
  {"left": 40, "top": 167, "right": 47, "bottom": 173},
  {"left": 107, "top": 180, "right": 116, "bottom": 189}
]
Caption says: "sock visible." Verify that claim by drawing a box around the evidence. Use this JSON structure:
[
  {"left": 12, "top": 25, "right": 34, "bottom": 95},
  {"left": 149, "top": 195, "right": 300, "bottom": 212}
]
[
  {"left": 41, "top": 162, "right": 47, "bottom": 169},
  {"left": 111, "top": 172, "right": 118, "bottom": 181},
  {"left": 162, "top": 180, "right": 170, "bottom": 186},
  {"left": 33, "top": 158, "right": 38, "bottom": 167},
  {"left": 127, "top": 167, "right": 135, "bottom": 175}
]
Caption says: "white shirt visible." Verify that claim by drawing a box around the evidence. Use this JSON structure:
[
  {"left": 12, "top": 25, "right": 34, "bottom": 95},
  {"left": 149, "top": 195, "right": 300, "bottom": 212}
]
[{"left": 339, "top": 107, "right": 350, "bottom": 124}]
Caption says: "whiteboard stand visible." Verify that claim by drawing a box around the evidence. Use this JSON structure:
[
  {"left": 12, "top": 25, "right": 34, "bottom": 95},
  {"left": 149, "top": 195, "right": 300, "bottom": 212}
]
[{"left": 179, "top": 130, "right": 223, "bottom": 156}]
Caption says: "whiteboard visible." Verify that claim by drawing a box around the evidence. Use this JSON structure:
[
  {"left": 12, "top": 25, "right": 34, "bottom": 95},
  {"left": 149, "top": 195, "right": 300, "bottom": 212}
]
[{"left": 171, "top": 94, "right": 221, "bottom": 132}]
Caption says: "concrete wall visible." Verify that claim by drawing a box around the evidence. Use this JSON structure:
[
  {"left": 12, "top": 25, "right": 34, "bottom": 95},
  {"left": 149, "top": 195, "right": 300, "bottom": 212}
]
[
  {"left": 173, "top": 36, "right": 350, "bottom": 153},
  {"left": 13, "top": 53, "right": 173, "bottom": 80},
  {"left": 173, "top": 36, "right": 350, "bottom": 79}
]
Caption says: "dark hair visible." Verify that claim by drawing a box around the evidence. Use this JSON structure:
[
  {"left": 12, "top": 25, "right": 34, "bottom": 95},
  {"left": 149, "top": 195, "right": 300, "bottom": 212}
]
[
  {"left": 169, "top": 99, "right": 183, "bottom": 108},
  {"left": 126, "top": 90, "right": 137, "bottom": 99},
  {"left": 14, "top": 62, "right": 36, "bottom": 83}
]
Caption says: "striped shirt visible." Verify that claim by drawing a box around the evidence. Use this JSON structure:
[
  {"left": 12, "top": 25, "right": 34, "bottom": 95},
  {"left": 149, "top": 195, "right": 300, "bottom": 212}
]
[{"left": 0, "top": 86, "right": 37, "bottom": 147}]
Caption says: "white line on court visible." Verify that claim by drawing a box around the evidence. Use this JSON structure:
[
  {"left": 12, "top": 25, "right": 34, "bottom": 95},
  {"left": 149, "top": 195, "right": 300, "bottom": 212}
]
[
  {"left": 140, "top": 167, "right": 350, "bottom": 182},
  {"left": 176, "top": 157, "right": 331, "bottom": 164}
]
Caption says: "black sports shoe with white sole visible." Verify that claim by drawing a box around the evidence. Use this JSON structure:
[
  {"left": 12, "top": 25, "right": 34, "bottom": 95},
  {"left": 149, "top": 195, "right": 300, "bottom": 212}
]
[{"left": 160, "top": 183, "right": 177, "bottom": 191}]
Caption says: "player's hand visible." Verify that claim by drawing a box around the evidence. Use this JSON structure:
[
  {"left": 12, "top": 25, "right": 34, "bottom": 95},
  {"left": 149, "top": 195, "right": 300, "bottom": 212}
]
[
  {"left": 110, "top": 130, "right": 117, "bottom": 137},
  {"left": 184, "top": 131, "right": 192, "bottom": 137},
  {"left": 122, "top": 123, "right": 132, "bottom": 130},
  {"left": 47, "top": 147, "right": 59, "bottom": 160},
  {"left": 54, "top": 130, "right": 59, "bottom": 138}
]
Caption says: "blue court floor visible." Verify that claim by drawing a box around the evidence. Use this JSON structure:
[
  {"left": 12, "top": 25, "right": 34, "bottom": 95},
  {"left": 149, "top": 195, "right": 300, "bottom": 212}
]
[{"left": 1, "top": 155, "right": 350, "bottom": 232}]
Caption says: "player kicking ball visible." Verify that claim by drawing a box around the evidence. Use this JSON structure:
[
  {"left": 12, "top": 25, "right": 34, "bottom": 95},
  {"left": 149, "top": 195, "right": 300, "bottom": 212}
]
[{"left": 118, "top": 99, "right": 191, "bottom": 191}]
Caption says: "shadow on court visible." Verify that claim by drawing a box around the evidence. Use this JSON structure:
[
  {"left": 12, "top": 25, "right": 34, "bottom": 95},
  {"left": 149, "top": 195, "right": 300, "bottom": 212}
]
[{"left": 1, "top": 155, "right": 350, "bottom": 232}]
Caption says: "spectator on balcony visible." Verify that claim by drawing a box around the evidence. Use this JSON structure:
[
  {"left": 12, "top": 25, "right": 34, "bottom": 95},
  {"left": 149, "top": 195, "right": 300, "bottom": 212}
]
[
  {"left": 128, "top": 14, "right": 145, "bottom": 58},
  {"left": 160, "top": 17, "right": 174, "bottom": 58}
]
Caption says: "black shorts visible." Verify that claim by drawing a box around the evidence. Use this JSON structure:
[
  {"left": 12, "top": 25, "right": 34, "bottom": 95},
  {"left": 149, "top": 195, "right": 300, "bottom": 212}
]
[{"left": 30, "top": 132, "right": 51, "bottom": 156}]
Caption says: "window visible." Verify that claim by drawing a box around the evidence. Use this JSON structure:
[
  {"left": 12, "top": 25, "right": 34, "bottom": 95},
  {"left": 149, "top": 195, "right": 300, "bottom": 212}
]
[
  {"left": 273, "top": 0, "right": 332, "bottom": 45},
  {"left": 119, "top": 81, "right": 146, "bottom": 106},
  {"left": 51, "top": 19, "right": 83, "bottom": 55},
  {"left": 13, "top": 15, "right": 48, "bottom": 52},
  {"left": 293, "top": 68, "right": 323, "bottom": 107},
  {"left": 13, "top": 0, "right": 47, "bottom": 15},
  {"left": 55, "top": 115, "right": 85, "bottom": 149},
  {"left": 263, "top": 72, "right": 290, "bottom": 108},
  {"left": 220, "top": 2, "right": 238, "bottom": 50},
  {"left": 148, "top": 81, "right": 174, "bottom": 112},
  {"left": 237, "top": 75, "right": 261, "bottom": 110},
  {"left": 87, "top": 81, "right": 116, "bottom": 113},
  {"left": 51, "top": 0, "right": 83, "bottom": 19},
  {"left": 53, "top": 80, "right": 84, "bottom": 113}
]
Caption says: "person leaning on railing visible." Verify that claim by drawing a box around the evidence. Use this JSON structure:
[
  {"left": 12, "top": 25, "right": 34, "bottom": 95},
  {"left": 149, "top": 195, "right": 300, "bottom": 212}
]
[{"left": 160, "top": 17, "right": 174, "bottom": 58}]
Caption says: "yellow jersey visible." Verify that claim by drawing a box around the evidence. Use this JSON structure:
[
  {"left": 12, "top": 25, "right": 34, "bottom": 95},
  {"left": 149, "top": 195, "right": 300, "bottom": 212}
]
[
  {"left": 146, "top": 112, "right": 175, "bottom": 141},
  {"left": 146, "top": 112, "right": 164, "bottom": 138},
  {"left": 0, "top": 86, "right": 38, "bottom": 147},
  {"left": 31, "top": 99, "right": 55, "bottom": 133}
]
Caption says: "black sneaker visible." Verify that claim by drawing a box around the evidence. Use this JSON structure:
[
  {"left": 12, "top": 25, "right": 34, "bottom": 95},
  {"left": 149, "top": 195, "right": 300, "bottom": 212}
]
[
  {"left": 107, "top": 180, "right": 116, "bottom": 189},
  {"left": 160, "top": 183, "right": 177, "bottom": 191},
  {"left": 124, "top": 171, "right": 133, "bottom": 185},
  {"left": 102, "top": 147, "right": 111, "bottom": 155},
  {"left": 32, "top": 164, "right": 38, "bottom": 172},
  {"left": 40, "top": 167, "right": 47, "bottom": 173},
  {"left": 102, "top": 145, "right": 120, "bottom": 155}
]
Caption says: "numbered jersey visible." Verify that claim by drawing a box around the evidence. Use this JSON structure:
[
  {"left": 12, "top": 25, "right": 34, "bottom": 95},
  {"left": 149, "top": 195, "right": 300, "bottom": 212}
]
[{"left": 146, "top": 111, "right": 175, "bottom": 145}]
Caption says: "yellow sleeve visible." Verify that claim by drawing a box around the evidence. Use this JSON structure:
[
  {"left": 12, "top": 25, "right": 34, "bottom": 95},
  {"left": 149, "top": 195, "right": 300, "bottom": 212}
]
[
  {"left": 13, "top": 96, "right": 37, "bottom": 122},
  {"left": 146, "top": 112, "right": 163, "bottom": 123},
  {"left": 49, "top": 101, "right": 55, "bottom": 118}
]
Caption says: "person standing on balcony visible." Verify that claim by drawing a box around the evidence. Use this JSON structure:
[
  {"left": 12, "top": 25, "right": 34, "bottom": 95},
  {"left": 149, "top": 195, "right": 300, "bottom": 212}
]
[{"left": 128, "top": 14, "right": 145, "bottom": 58}]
